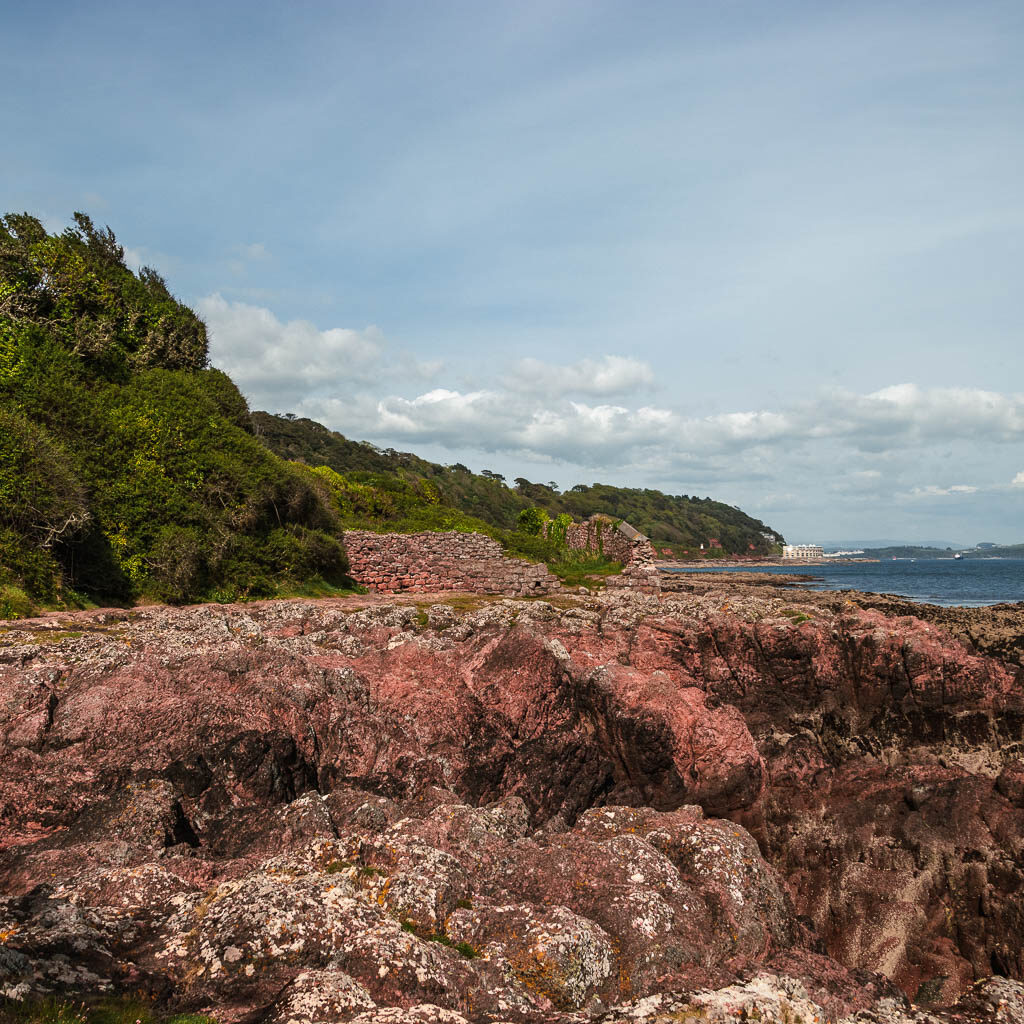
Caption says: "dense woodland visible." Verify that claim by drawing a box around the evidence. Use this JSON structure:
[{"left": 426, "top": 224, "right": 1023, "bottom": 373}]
[
  {"left": 252, "top": 412, "right": 785, "bottom": 556},
  {"left": 1, "top": 213, "right": 782, "bottom": 614}
]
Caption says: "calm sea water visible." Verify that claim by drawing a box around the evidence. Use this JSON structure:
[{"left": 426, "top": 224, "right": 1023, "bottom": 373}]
[{"left": 662, "top": 558, "right": 1024, "bottom": 607}]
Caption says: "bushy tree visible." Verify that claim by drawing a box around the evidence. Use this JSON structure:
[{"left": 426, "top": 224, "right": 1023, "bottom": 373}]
[{"left": 517, "top": 507, "right": 550, "bottom": 536}]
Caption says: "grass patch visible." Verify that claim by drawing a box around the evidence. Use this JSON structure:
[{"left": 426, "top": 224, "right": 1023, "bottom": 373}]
[
  {"left": 209, "top": 576, "right": 366, "bottom": 604},
  {"left": 546, "top": 553, "right": 622, "bottom": 588},
  {"left": 277, "top": 576, "right": 367, "bottom": 599},
  {"left": 0, "top": 995, "right": 215, "bottom": 1024},
  {"left": 25, "top": 630, "right": 85, "bottom": 644},
  {"left": 425, "top": 594, "right": 502, "bottom": 614},
  {"left": 398, "top": 920, "right": 478, "bottom": 958},
  {"left": 779, "top": 608, "right": 812, "bottom": 625},
  {"left": 0, "top": 585, "right": 37, "bottom": 620}
]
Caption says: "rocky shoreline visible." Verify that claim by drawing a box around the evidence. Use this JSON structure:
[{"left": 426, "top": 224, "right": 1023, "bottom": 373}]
[{"left": 2, "top": 582, "right": 1023, "bottom": 1023}]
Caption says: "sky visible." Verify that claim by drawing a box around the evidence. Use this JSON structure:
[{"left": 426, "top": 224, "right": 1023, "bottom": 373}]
[{"left": 4, "top": 0, "right": 1023, "bottom": 545}]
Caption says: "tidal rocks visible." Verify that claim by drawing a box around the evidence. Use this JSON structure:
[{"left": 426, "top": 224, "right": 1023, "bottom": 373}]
[{"left": 1, "top": 589, "right": 1023, "bottom": 1022}]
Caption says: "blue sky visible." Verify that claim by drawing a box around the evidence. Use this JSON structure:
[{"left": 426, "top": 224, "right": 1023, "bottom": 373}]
[{"left": 4, "top": 0, "right": 1023, "bottom": 544}]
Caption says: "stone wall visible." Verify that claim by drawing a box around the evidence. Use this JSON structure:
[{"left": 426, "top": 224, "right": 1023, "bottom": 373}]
[
  {"left": 565, "top": 516, "right": 659, "bottom": 566},
  {"left": 563, "top": 515, "right": 661, "bottom": 594},
  {"left": 343, "top": 530, "right": 559, "bottom": 596},
  {"left": 564, "top": 518, "right": 634, "bottom": 564}
]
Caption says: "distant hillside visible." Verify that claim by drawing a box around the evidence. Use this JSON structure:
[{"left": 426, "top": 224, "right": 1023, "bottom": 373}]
[
  {"left": 251, "top": 412, "right": 785, "bottom": 556},
  {"left": 861, "top": 544, "right": 1024, "bottom": 560},
  {"left": 861, "top": 546, "right": 956, "bottom": 559},
  {"left": 959, "top": 544, "right": 1024, "bottom": 559}
]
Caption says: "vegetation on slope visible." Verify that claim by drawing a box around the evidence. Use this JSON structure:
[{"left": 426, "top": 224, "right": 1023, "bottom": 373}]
[
  {"left": 252, "top": 412, "right": 785, "bottom": 556},
  {"left": 0, "top": 213, "right": 349, "bottom": 608},
  {"left": 860, "top": 546, "right": 959, "bottom": 559},
  {"left": 0, "top": 995, "right": 211, "bottom": 1024},
  {"left": 306, "top": 464, "right": 622, "bottom": 586},
  {"left": 1, "top": 211, "right": 785, "bottom": 613}
]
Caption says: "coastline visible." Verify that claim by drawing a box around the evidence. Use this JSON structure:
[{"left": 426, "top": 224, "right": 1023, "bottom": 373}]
[{"left": 655, "top": 557, "right": 878, "bottom": 569}]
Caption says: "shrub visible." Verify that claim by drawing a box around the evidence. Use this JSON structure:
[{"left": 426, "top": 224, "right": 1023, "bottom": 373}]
[
  {"left": 547, "top": 512, "right": 572, "bottom": 545},
  {"left": 516, "top": 506, "right": 549, "bottom": 536},
  {"left": 146, "top": 525, "right": 208, "bottom": 604},
  {"left": 0, "top": 410, "right": 90, "bottom": 556},
  {"left": 0, "top": 583, "right": 36, "bottom": 619},
  {"left": 0, "top": 528, "right": 62, "bottom": 602}
]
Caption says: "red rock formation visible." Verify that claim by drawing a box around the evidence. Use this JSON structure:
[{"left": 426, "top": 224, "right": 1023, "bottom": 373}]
[{"left": 1, "top": 590, "right": 1022, "bottom": 1022}]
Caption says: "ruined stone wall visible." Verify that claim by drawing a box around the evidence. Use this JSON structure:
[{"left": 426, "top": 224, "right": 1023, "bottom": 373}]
[
  {"left": 564, "top": 517, "right": 659, "bottom": 566},
  {"left": 562, "top": 516, "right": 661, "bottom": 594},
  {"left": 564, "top": 519, "right": 635, "bottom": 564},
  {"left": 343, "top": 530, "right": 559, "bottom": 596}
]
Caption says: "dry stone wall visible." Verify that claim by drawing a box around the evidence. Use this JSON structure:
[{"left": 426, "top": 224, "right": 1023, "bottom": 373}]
[
  {"left": 564, "top": 516, "right": 662, "bottom": 594},
  {"left": 344, "top": 530, "right": 559, "bottom": 596},
  {"left": 561, "top": 516, "right": 663, "bottom": 598},
  {"left": 565, "top": 518, "right": 635, "bottom": 564}
]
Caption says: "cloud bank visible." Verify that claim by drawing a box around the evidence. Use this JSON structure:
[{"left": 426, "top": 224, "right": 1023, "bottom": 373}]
[{"left": 202, "top": 295, "right": 1024, "bottom": 545}]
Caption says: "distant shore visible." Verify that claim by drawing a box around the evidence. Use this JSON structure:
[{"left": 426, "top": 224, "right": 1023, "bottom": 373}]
[{"left": 655, "top": 557, "right": 878, "bottom": 569}]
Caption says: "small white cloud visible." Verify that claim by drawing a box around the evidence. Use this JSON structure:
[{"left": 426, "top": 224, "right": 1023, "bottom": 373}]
[
  {"left": 239, "top": 242, "right": 269, "bottom": 261},
  {"left": 1012, "top": 472, "right": 1024, "bottom": 488},
  {"left": 510, "top": 355, "right": 655, "bottom": 397},
  {"left": 909, "top": 484, "right": 978, "bottom": 498}
]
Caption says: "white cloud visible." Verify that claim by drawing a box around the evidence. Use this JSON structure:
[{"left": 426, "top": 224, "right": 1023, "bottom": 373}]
[
  {"left": 199, "top": 294, "right": 383, "bottom": 408},
  {"left": 196, "top": 292, "right": 1023, "bottom": 537},
  {"left": 345, "top": 383, "right": 1024, "bottom": 475},
  {"left": 257, "top": 348, "right": 1024, "bottom": 478},
  {"left": 509, "top": 355, "right": 654, "bottom": 397},
  {"left": 239, "top": 242, "right": 269, "bottom": 261},
  {"left": 909, "top": 484, "right": 978, "bottom": 499}
]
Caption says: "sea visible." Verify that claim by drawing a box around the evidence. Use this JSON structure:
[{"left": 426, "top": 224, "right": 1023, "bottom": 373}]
[{"left": 661, "top": 558, "right": 1024, "bottom": 608}]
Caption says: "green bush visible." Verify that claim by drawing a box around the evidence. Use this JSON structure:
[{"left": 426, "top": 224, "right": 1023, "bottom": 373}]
[
  {"left": 146, "top": 525, "right": 208, "bottom": 604},
  {"left": 547, "top": 512, "right": 572, "bottom": 545},
  {"left": 0, "top": 995, "right": 216, "bottom": 1024},
  {"left": 516, "top": 506, "right": 549, "bottom": 535},
  {"left": 0, "top": 409, "right": 90, "bottom": 554},
  {"left": 0, "top": 583, "right": 37, "bottom": 619},
  {"left": 0, "top": 528, "right": 62, "bottom": 601}
]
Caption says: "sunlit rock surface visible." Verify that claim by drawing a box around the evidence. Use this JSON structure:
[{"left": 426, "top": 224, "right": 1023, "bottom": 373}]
[{"left": 2, "top": 585, "right": 1023, "bottom": 1022}]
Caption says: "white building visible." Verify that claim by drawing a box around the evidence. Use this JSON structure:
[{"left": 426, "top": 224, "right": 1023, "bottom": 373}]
[{"left": 782, "top": 544, "right": 824, "bottom": 560}]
